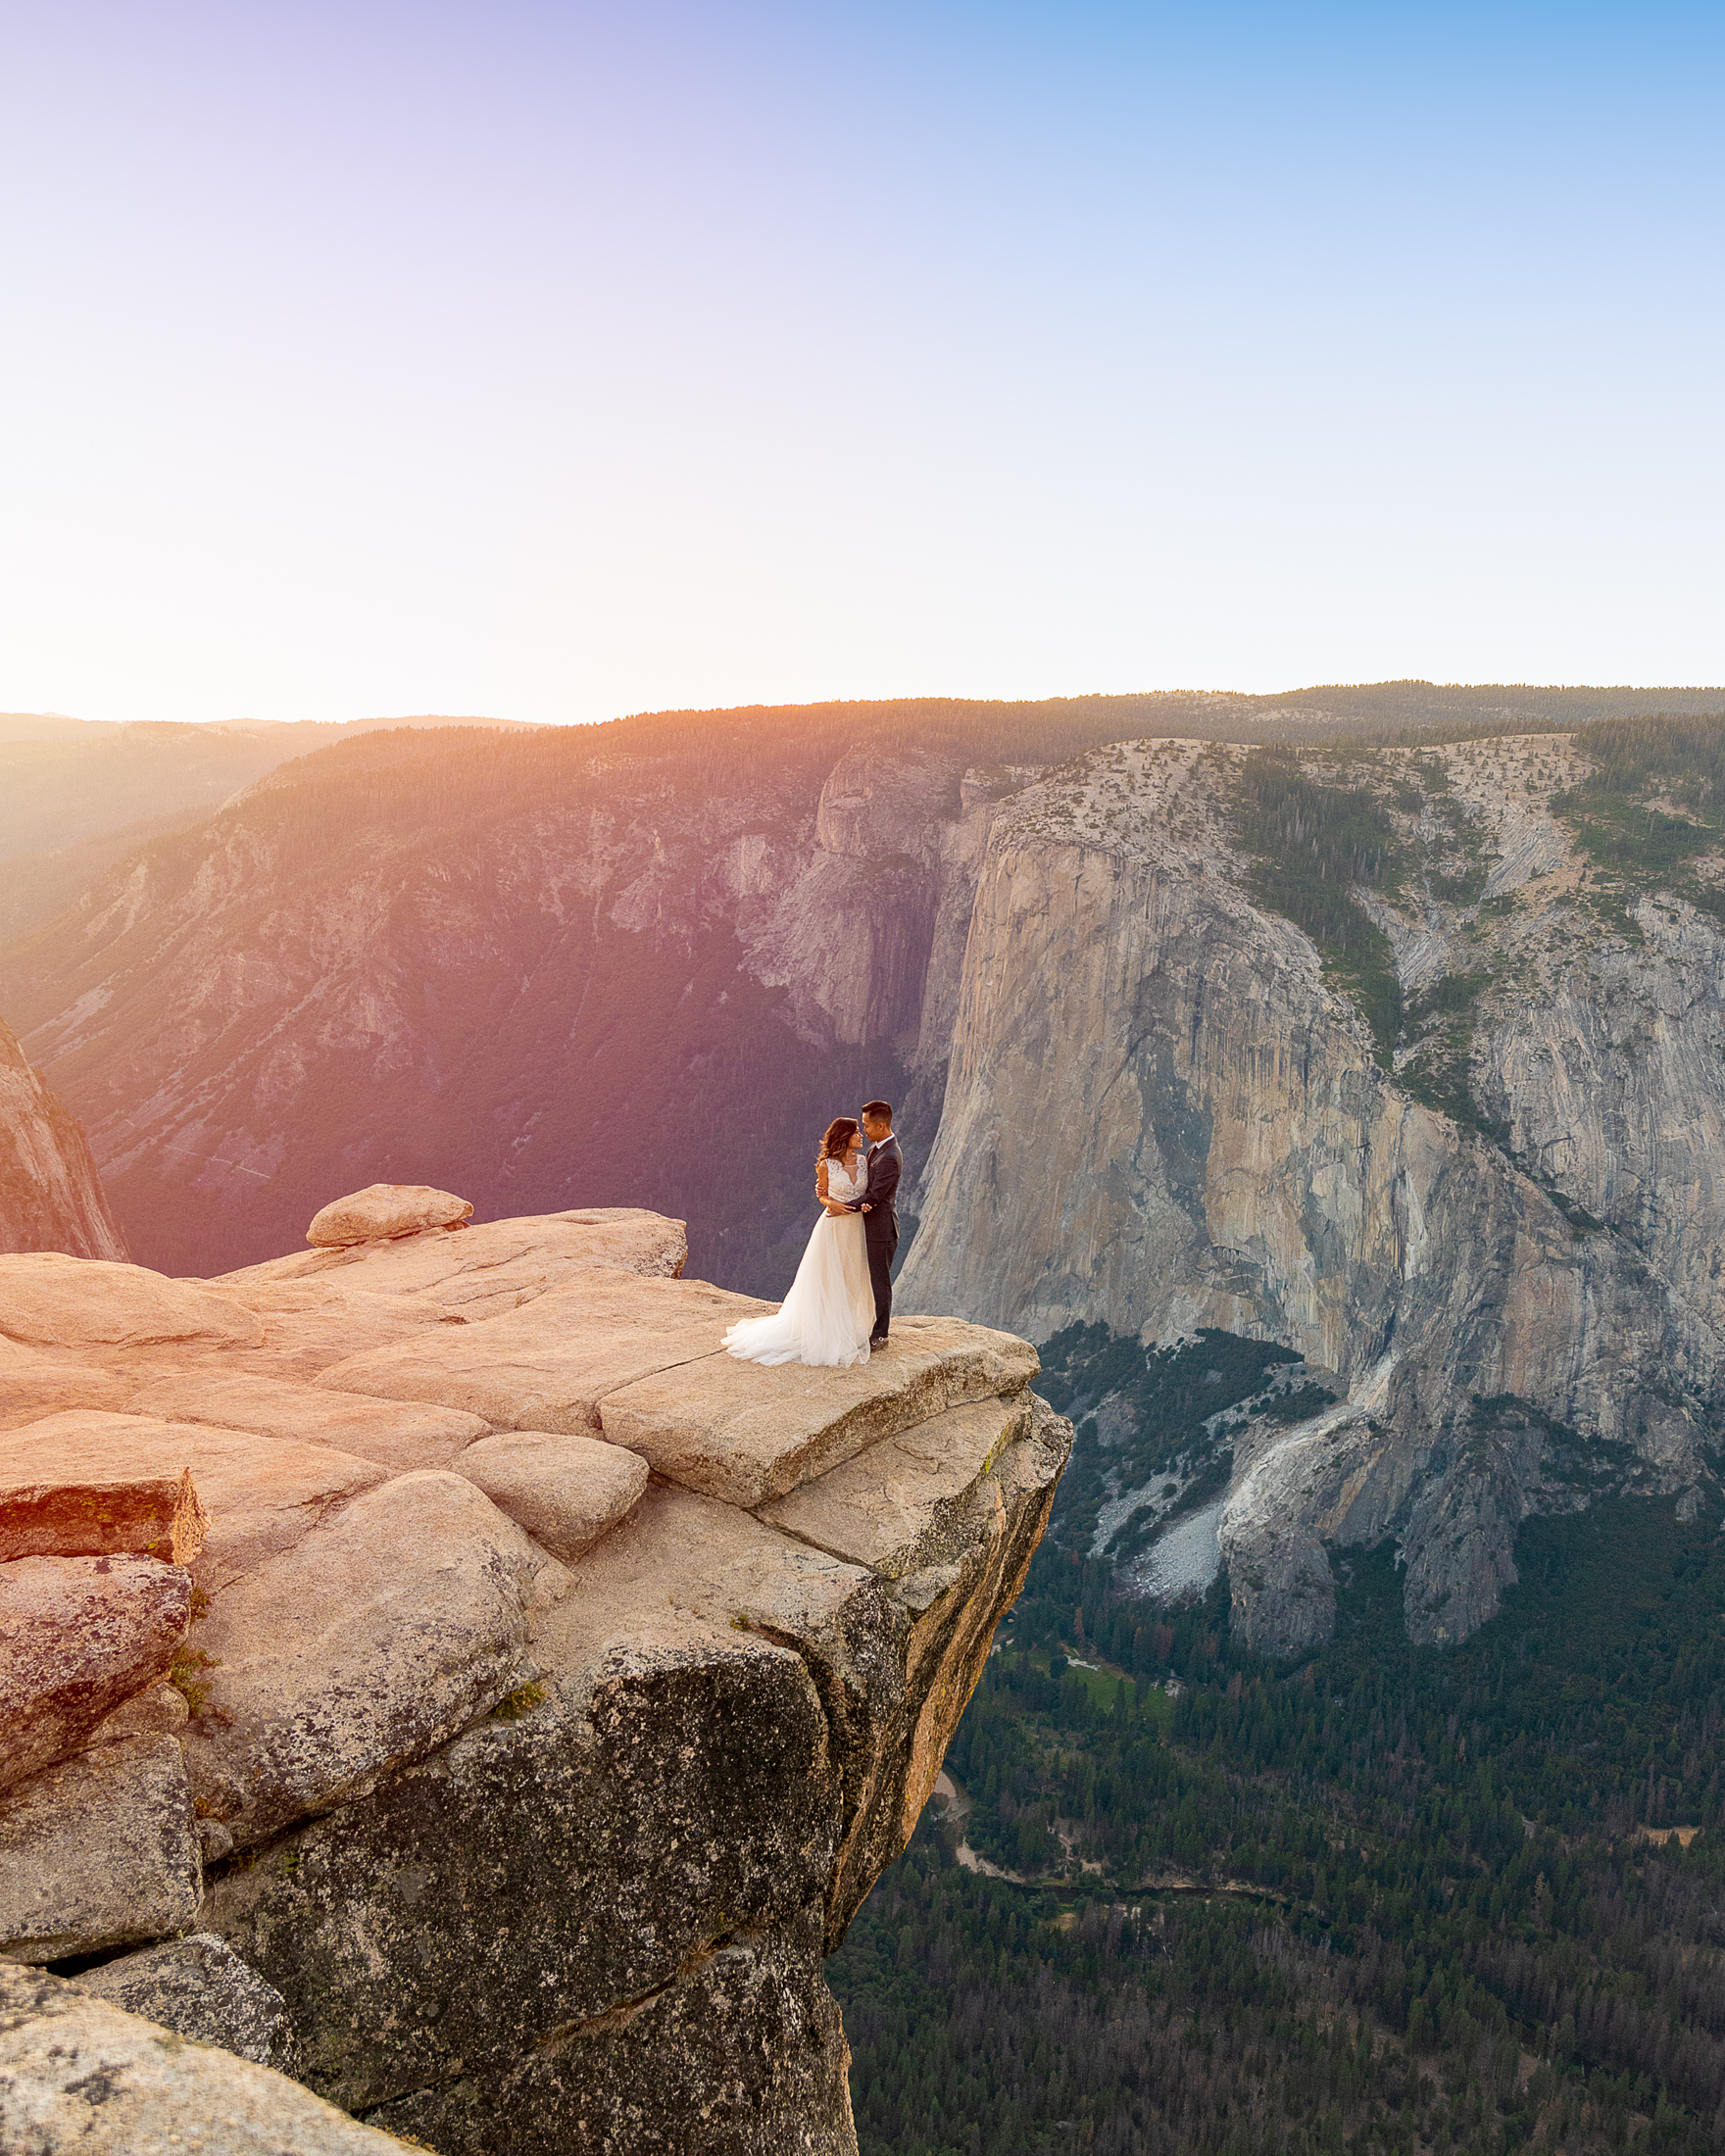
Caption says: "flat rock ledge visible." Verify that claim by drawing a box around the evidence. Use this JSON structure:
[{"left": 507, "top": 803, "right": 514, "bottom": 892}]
[{"left": 0, "top": 1192, "right": 1069, "bottom": 2155}]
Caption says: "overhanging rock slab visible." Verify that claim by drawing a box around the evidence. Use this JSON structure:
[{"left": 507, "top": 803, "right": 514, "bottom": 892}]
[
  {"left": 598, "top": 1314, "right": 1042, "bottom": 1507},
  {"left": 0, "top": 1200, "right": 1069, "bottom": 2156},
  {"left": 758, "top": 1392, "right": 1031, "bottom": 1577}
]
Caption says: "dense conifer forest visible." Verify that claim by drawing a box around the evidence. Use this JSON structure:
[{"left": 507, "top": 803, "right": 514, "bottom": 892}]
[{"left": 832, "top": 1329, "right": 1725, "bottom": 2156}]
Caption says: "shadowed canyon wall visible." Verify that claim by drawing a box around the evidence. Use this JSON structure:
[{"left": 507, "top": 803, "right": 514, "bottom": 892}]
[{"left": 0, "top": 1009, "right": 126, "bottom": 1260}]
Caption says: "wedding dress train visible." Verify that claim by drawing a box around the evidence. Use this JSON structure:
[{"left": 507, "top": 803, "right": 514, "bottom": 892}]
[{"left": 721, "top": 1154, "right": 875, "bottom": 1368}]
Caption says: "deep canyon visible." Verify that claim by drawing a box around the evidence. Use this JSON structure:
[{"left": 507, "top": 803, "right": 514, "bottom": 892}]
[
  {"left": 7, "top": 689, "right": 1725, "bottom": 2153},
  {"left": 6, "top": 692, "right": 1724, "bottom": 1658}
]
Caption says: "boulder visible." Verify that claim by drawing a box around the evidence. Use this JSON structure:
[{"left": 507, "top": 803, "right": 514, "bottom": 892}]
[
  {"left": 306, "top": 1182, "right": 474, "bottom": 1247},
  {"left": 455, "top": 1430, "right": 650, "bottom": 1562},
  {"left": 0, "top": 1736, "right": 201, "bottom": 1961},
  {"left": 0, "top": 1553, "right": 193, "bottom": 1792},
  {"left": 0, "top": 1411, "right": 389, "bottom": 1595},
  {"left": 0, "top": 1962, "right": 414, "bottom": 2154},
  {"left": 74, "top": 1932, "right": 293, "bottom": 2069},
  {"left": 0, "top": 1462, "right": 208, "bottom": 1563},
  {"left": 184, "top": 1470, "right": 567, "bottom": 1849},
  {"left": 0, "top": 1252, "right": 264, "bottom": 1350},
  {"left": 123, "top": 1368, "right": 490, "bottom": 1474}
]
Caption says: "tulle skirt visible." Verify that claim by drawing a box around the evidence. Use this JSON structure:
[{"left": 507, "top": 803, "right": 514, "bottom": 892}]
[{"left": 722, "top": 1209, "right": 875, "bottom": 1368}]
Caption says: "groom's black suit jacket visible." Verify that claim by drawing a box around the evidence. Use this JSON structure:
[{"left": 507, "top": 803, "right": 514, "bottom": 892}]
[{"left": 858, "top": 1137, "right": 901, "bottom": 1246}]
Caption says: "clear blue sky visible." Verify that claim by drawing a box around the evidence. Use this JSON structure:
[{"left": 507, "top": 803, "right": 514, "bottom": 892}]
[{"left": 1, "top": 1, "right": 1719, "bottom": 724}]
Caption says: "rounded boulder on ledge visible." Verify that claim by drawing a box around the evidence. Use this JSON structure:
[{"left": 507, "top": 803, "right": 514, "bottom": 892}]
[{"left": 306, "top": 1184, "right": 474, "bottom": 1249}]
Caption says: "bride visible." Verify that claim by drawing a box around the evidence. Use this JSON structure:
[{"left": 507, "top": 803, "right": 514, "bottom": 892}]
[{"left": 721, "top": 1116, "right": 876, "bottom": 1368}]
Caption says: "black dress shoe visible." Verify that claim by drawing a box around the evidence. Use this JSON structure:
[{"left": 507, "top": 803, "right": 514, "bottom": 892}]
[{"left": 868, "top": 1335, "right": 889, "bottom": 1348}]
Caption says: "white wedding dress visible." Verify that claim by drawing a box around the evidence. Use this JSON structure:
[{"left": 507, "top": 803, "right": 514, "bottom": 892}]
[{"left": 722, "top": 1153, "right": 876, "bottom": 1368}]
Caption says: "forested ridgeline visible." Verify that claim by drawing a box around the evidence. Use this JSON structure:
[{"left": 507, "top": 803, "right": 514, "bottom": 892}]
[
  {"left": 598, "top": 683, "right": 1725, "bottom": 766},
  {"left": 194, "top": 684, "right": 1725, "bottom": 828},
  {"left": 832, "top": 1330, "right": 1725, "bottom": 2156}
]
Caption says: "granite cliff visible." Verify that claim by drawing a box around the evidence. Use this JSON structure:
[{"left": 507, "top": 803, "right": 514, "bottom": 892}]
[
  {"left": 903, "top": 731, "right": 1725, "bottom": 1653},
  {"left": 0, "top": 1188, "right": 1069, "bottom": 2152}
]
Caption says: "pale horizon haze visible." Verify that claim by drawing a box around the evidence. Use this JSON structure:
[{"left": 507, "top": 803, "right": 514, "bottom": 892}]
[{"left": 1, "top": 1, "right": 1720, "bottom": 727}]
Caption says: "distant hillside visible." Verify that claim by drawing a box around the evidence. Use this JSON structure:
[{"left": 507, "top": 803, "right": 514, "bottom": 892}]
[{"left": 0, "top": 713, "right": 523, "bottom": 939}]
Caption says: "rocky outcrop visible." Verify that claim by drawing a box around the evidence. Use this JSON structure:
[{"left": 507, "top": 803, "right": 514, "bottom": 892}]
[
  {"left": 0, "top": 1188, "right": 1068, "bottom": 2152},
  {"left": 902, "top": 737, "right": 1725, "bottom": 1651},
  {"left": 0, "top": 1007, "right": 125, "bottom": 1260}
]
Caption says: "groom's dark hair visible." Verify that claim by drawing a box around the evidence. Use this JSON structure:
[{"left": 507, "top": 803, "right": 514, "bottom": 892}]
[{"left": 862, "top": 1100, "right": 894, "bottom": 1123}]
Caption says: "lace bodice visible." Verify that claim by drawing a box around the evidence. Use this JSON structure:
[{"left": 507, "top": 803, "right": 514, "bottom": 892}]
[{"left": 825, "top": 1153, "right": 866, "bottom": 1201}]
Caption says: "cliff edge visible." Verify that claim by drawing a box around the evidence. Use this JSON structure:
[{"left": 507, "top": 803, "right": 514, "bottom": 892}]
[{"left": 0, "top": 1190, "right": 1069, "bottom": 2153}]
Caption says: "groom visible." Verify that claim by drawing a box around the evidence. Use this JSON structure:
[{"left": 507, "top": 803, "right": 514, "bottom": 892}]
[{"left": 850, "top": 1100, "right": 902, "bottom": 1349}]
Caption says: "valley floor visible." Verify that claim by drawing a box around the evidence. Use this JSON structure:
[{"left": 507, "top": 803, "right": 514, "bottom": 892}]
[{"left": 832, "top": 1497, "right": 1725, "bottom": 2156}]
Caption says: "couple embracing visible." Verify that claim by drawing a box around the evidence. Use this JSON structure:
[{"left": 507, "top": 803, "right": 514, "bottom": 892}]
[{"left": 722, "top": 1102, "right": 902, "bottom": 1370}]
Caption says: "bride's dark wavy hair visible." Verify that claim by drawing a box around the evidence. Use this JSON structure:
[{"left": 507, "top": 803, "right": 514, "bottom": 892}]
[{"left": 818, "top": 1116, "right": 860, "bottom": 1166}]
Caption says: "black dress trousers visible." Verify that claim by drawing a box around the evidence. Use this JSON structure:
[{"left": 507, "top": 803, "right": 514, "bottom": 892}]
[{"left": 865, "top": 1221, "right": 898, "bottom": 1340}]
